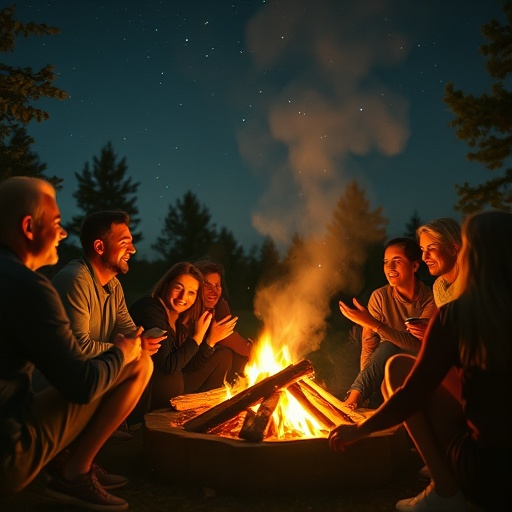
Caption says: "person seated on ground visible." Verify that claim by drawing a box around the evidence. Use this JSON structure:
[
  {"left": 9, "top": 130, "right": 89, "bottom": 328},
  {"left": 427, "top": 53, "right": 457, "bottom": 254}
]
[
  {"left": 129, "top": 262, "right": 237, "bottom": 413},
  {"left": 417, "top": 217, "right": 461, "bottom": 309},
  {"left": 0, "top": 177, "right": 153, "bottom": 511},
  {"left": 195, "top": 259, "right": 253, "bottom": 382},
  {"left": 51, "top": 210, "right": 162, "bottom": 358},
  {"left": 329, "top": 210, "right": 512, "bottom": 512},
  {"left": 339, "top": 237, "right": 436, "bottom": 410},
  {"left": 35, "top": 210, "right": 165, "bottom": 439}
]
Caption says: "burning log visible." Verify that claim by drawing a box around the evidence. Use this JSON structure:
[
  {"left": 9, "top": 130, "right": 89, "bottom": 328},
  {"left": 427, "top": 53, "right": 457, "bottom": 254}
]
[
  {"left": 170, "top": 377, "right": 248, "bottom": 411},
  {"left": 297, "top": 379, "right": 356, "bottom": 425},
  {"left": 287, "top": 382, "right": 335, "bottom": 430},
  {"left": 238, "top": 391, "right": 281, "bottom": 442},
  {"left": 183, "top": 359, "right": 314, "bottom": 434}
]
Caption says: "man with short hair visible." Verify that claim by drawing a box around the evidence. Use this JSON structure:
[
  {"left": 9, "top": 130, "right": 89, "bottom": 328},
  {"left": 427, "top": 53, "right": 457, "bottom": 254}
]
[
  {"left": 52, "top": 211, "right": 144, "bottom": 357},
  {"left": 0, "top": 176, "right": 153, "bottom": 510}
]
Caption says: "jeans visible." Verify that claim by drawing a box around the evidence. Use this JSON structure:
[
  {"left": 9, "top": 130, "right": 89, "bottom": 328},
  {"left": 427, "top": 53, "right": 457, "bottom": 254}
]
[{"left": 350, "top": 341, "right": 402, "bottom": 404}]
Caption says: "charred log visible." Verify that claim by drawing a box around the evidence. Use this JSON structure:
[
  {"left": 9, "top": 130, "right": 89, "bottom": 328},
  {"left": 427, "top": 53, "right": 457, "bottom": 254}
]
[{"left": 238, "top": 391, "right": 281, "bottom": 442}]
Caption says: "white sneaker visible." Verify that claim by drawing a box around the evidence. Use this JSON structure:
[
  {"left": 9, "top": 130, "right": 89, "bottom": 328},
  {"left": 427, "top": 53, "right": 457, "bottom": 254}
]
[{"left": 396, "top": 483, "right": 468, "bottom": 511}]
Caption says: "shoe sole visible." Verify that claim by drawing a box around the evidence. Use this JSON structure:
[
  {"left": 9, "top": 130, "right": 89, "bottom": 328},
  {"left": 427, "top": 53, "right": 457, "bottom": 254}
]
[{"left": 44, "top": 487, "right": 128, "bottom": 511}]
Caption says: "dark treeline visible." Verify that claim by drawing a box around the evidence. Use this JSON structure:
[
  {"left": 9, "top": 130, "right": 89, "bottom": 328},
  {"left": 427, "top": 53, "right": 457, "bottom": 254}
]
[{"left": 2, "top": 3, "right": 511, "bottom": 344}]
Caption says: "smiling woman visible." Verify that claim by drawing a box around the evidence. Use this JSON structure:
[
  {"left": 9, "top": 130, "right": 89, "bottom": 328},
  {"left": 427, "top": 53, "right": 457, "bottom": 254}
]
[
  {"left": 417, "top": 218, "right": 462, "bottom": 308},
  {"left": 128, "top": 262, "right": 236, "bottom": 421},
  {"left": 338, "top": 237, "right": 436, "bottom": 410}
]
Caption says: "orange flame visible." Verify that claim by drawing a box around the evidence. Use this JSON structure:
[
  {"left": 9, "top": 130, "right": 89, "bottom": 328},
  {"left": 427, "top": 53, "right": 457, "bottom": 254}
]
[{"left": 241, "top": 330, "right": 327, "bottom": 439}]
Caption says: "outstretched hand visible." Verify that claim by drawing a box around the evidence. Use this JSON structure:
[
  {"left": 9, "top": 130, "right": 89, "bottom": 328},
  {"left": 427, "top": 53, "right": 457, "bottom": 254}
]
[{"left": 339, "top": 298, "right": 379, "bottom": 331}]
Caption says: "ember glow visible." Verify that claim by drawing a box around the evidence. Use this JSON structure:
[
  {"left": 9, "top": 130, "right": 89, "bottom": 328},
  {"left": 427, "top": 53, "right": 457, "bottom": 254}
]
[{"left": 241, "top": 330, "right": 327, "bottom": 439}]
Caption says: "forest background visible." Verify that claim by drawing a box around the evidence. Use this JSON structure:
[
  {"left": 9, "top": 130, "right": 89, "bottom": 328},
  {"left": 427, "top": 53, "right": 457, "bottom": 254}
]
[{"left": 1, "top": 4, "right": 511, "bottom": 394}]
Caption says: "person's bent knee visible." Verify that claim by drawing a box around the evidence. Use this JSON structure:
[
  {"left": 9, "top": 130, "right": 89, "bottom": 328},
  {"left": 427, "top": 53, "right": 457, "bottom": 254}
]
[
  {"left": 383, "top": 354, "right": 415, "bottom": 397},
  {"left": 122, "top": 351, "right": 153, "bottom": 386}
]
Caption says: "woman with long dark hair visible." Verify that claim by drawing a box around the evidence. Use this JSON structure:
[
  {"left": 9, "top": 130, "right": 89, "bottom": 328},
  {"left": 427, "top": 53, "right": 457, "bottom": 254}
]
[{"left": 130, "top": 262, "right": 236, "bottom": 414}]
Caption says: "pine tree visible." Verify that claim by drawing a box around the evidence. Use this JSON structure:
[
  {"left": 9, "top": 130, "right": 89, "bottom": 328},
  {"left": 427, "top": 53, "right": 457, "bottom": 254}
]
[
  {"left": 67, "top": 142, "right": 141, "bottom": 242},
  {"left": 152, "top": 191, "right": 216, "bottom": 263},
  {"left": 403, "top": 210, "right": 422, "bottom": 239},
  {"left": 444, "top": 4, "right": 512, "bottom": 213},
  {"left": 0, "top": 6, "right": 67, "bottom": 183},
  {"left": 0, "top": 126, "right": 62, "bottom": 186},
  {"left": 257, "top": 236, "right": 281, "bottom": 285},
  {"left": 324, "top": 180, "right": 388, "bottom": 295}
]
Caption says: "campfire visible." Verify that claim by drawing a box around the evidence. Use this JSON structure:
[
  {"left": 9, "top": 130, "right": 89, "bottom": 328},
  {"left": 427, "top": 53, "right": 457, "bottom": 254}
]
[
  {"left": 143, "top": 331, "right": 409, "bottom": 494},
  {"left": 167, "top": 334, "right": 364, "bottom": 442}
]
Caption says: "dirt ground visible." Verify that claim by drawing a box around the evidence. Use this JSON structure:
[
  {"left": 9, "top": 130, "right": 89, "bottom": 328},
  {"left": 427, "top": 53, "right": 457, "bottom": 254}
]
[
  {"left": 1, "top": 424, "right": 430, "bottom": 512},
  {"left": 0, "top": 335, "right": 485, "bottom": 511}
]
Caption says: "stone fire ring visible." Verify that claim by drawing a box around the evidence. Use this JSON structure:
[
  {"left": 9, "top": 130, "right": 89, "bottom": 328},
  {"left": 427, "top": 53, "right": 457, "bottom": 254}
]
[{"left": 143, "top": 410, "right": 410, "bottom": 494}]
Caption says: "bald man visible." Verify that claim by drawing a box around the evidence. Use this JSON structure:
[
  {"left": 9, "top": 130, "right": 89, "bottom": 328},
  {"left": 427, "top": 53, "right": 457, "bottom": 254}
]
[{"left": 0, "top": 177, "right": 153, "bottom": 510}]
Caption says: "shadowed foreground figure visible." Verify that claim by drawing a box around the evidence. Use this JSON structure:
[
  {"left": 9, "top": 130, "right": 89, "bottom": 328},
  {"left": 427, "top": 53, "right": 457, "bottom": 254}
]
[
  {"left": 329, "top": 210, "right": 512, "bottom": 512},
  {"left": 0, "top": 177, "right": 153, "bottom": 511}
]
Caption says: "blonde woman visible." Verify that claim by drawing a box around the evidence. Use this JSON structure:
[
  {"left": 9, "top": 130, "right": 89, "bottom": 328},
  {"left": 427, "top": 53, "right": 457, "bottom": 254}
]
[
  {"left": 417, "top": 218, "right": 461, "bottom": 308},
  {"left": 330, "top": 211, "right": 512, "bottom": 511}
]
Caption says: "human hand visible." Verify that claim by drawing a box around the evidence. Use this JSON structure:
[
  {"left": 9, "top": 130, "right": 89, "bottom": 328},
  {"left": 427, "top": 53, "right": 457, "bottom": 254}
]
[
  {"left": 193, "top": 310, "right": 213, "bottom": 344},
  {"left": 141, "top": 327, "right": 167, "bottom": 355},
  {"left": 113, "top": 326, "right": 143, "bottom": 364},
  {"left": 339, "top": 298, "right": 380, "bottom": 331},
  {"left": 328, "top": 423, "right": 363, "bottom": 453},
  {"left": 405, "top": 319, "right": 428, "bottom": 341},
  {"left": 206, "top": 315, "right": 238, "bottom": 347}
]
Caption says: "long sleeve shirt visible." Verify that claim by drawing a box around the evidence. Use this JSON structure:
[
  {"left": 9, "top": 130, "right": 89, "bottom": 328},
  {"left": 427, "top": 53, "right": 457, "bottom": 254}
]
[
  {"left": 0, "top": 245, "right": 124, "bottom": 456},
  {"left": 360, "top": 281, "right": 436, "bottom": 369},
  {"left": 52, "top": 258, "right": 136, "bottom": 357}
]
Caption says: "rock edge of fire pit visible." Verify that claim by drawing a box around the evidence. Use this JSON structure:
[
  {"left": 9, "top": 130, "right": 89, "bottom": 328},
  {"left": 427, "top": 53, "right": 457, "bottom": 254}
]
[{"left": 143, "top": 410, "right": 410, "bottom": 495}]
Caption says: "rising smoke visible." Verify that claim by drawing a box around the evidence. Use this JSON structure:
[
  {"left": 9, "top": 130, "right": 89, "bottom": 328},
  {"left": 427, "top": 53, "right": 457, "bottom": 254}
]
[{"left": 238, "top": 0, "right": 411, "bottom": 358}]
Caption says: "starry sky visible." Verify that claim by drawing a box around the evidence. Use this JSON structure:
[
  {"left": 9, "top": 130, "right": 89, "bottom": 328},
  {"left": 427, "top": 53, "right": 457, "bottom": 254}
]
[{"left": 6, "top": 0, "right": 506, "bottom": 258}]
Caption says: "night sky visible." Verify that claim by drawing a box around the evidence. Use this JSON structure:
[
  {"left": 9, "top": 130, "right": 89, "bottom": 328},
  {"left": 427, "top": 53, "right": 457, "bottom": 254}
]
[{"left": 6, "top": 0, "right": 505, "bottom": 258}]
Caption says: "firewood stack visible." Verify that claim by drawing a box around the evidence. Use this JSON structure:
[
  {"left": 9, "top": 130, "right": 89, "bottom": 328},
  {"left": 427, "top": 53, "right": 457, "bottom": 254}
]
[{"left": 169, "top": 359, "right": 363, "bottom": 442}]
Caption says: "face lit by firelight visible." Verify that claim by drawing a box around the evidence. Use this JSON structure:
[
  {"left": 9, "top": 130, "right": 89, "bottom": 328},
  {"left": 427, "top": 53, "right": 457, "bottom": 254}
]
[
  {"left": 32, "top": 192, "right": 68, "bottom": 270},
  {"left": 203, "top": 272, "right": 222, "bottom": 309},
  {"left": 419, "top": 231, "right": 458, "bottom": 279},
  {"left": 383, "top": 244, "right": 418, "bottom": 289},
  {"left": 168, "top": 274, "right": 200, "bottom": 314},
  {"left": 100, "top": 223, "right": 136, "bottom": 275}
]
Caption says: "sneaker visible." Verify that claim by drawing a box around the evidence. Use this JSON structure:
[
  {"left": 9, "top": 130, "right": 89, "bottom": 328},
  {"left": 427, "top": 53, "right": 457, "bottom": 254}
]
[
  {"left": 45, "top": 470, "right": 128, "bottom": 511},
  {"left": 396, "top": 483, "right": 468, "bottom": 511},
  {"left": 91, "top": 463, "right": 129, "bottom": 490},
  {"left": 44, "top": 452, "right": 128, "bottom": 490}
]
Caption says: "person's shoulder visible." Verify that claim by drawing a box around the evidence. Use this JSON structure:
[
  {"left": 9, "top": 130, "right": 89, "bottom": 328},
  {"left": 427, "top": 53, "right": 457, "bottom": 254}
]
[
  {"left": 370, "top": 284, "right": 390, "bottom": 300},
  {"left": 52, "top": 259, "right": 88, "bottom": 281}
]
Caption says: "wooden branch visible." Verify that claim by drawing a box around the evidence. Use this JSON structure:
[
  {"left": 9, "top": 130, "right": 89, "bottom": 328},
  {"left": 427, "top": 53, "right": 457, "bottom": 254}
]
[
  {"left": 238, "top": 391, "right": 281, "bottom": 442},
  {"left": 183, "top": 359, "right": 315, "bottom": 433},
  {"left": 287, "top": 383, "right": 335, "bottom": 430},
  {"left": 299, "top": 379, "right": 358, "bottom": 424}
]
